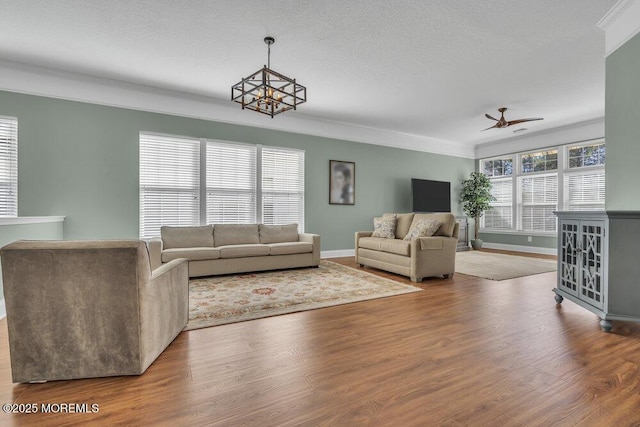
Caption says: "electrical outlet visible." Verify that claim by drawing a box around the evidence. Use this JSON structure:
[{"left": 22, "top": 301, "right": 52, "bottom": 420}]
[{"left": 527, "top": 236, "right": 532, "bottom": 242}]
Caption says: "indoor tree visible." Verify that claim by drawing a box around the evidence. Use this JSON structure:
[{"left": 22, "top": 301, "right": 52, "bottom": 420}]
[{"left": 460, "top": 172, "right": 495, "bottom": 249}]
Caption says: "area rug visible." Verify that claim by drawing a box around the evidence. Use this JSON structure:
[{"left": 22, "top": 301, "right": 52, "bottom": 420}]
[
  {"left": 184, "top": 260, "right": 422, "bottom": 330},
  {"left": 455, "top": 251, "right": 556, "bottom": 281}
]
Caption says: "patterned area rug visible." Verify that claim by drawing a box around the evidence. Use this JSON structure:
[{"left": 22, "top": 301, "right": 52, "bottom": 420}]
[
  {"left": 455, "top": 251, "right": 557, "bottom": 281},
  {"left": 184, "top": 260, "right": 422, "bottom": 330}
]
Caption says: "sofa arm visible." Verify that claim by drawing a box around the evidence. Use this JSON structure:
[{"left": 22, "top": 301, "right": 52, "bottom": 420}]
[
  {"left": 140, "top": 258, "right": 189, "bottom": 372},
  {"left": 355, "top": 231, "right": 373, "bottom": 264},
  {"left": 409, "top": 236, "right": 458, "bottom": 282},
  {"left": 148, "top": 237, "right": 163, "bottom": 270},
  {"left": 299, "top": 233, "right": 321, "bottom": 266}
]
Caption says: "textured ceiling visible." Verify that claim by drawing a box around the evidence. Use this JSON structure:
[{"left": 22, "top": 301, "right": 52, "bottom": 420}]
[{"left": 0, "top": 0, "right": 617, "bottom": 151}]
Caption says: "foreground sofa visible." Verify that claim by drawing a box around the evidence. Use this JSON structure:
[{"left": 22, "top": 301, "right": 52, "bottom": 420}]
[
  {"left": 355, "top": 212, "right": 459, "bottom": 282},
  {"left": 148, "top": 224, "right": 320, "bottom": 278},
  {"left": 0, "top": 240, "right": 189, "bottom": 383}
]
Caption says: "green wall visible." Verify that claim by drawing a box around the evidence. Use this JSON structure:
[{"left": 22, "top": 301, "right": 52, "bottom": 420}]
[
  {"left": 0, "top": 90, "right": 474, "bottom": 252},
  {"left": 479, "top": 232, "right": 556, "bottom": 249},
  {"left": 605, "top": 32, "right": 640, "bottom": 209}
]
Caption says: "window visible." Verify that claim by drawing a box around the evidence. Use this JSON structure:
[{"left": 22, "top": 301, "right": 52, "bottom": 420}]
[
  {"left": 140, "top": 133, "right": 305, "bottom": 238},
  {"left": 480, "top": 140, "right": 605, "bottom": 234},
  {"left": 482, "top": 157, "right": 513, "bottom": 230},
  {"left": 0, "top": 116, "right": 18, "bottom": 217},
  {"left": 206, "top": 141, "right": 257, "bottom": 224},
  {"left": 139, "top": 134, "right": 200, "bottom": 239},
  {"left": 564, "top": 141, "right": 605, "bottom": 211},
  {"left": 261, "top": 146, "right": 305, "bottom": 230}
]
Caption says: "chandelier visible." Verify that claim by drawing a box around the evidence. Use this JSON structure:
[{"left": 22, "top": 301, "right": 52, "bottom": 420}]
[{"left": 231, "top": 37, "right": 307, "bottom": 118}]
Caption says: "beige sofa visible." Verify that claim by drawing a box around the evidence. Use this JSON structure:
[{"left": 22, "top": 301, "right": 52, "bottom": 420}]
[
  {"left": 148, "top": 223, "right": 320, "bottom": 278},
  {"left": 355, "top": 213, "right": 459, "bottom": 282},
  {"left": 0, "top": 240, "right": 189, "bottom": 383}
]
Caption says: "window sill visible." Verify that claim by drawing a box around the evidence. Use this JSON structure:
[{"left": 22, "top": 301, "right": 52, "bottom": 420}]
[
  {"left": 480, "top": 229, "right": 556, "bottom": 237},
  {"left": 0, "top": 216, "right": 65, "bottom": 226}
]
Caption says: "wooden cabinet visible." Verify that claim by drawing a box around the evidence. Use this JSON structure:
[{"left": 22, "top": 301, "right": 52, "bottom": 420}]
[
  {"left": 554, "top": 211, "right": 640, "bottom": 331},
  {"left": 455, "top": 216, "right": 470, "bottom": 252}
]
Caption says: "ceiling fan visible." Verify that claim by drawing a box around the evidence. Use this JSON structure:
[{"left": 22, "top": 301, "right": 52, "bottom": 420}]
[{"left": 483, "top": 107, "right": 543, "bottom": 131}]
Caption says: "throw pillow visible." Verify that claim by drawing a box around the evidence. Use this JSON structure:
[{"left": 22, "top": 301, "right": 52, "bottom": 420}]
[
  {"left": 372, "top": 215, "right": 397, "bottom": 239},
  {"left": 404, "top": 219, "right": 442, "bottom": 240}
]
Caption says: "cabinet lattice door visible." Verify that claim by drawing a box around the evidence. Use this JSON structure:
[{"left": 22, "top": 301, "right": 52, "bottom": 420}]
[
  {"left": 559, "top": 220, "right": 579, "bottom": 296},
  {"left": 579, "top": 221, "right": 605, "bottom": 310}
]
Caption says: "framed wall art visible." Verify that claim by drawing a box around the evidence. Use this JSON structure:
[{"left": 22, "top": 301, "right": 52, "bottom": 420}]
[{"left": 329, "top": 160, "right": 355, "bottom": 205}]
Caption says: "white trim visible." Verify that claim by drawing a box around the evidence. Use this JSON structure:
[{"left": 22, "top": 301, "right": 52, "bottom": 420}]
[
  {"left": 0, "top": 299, "right": 5, "bottom": 320},
  {"left": 0, "top": 59, "right": 475, "bottom": 159},
  {"left": 475, "top": 118, "right": 605, "bottom": 159},
  {"left": 598, "top": 0, "right": 640, "bottom": 57},
  {"left": 321, "top": 249, "right": 355, "bottom": 259},
  {"left": 0, "top": 216, "right": 65, "bottom": 225},
  {"left": 481, "top": 242, "right": 557, "bottom": 256}
]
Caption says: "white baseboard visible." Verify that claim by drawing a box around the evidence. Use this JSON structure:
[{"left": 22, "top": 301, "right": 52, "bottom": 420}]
[
  {"left": 321, "top": 249, "right": 355, "bottom": 259},
  {"left": 481, "top": 242, "right": 557, "bottom": 256},
  {"left": 0, "top": 298, "right": 5, "bottom": 320}
]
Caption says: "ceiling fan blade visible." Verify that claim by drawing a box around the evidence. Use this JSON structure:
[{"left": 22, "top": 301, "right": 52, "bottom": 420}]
[
  {"left": 482, "top": 123, "right": 500, "bottom": 131},
  {"left": 485, "top": 113, "right": 498, "bottom": 121},
  {"left": 506, "top": 118, "right": 544, "bottom": 126}
]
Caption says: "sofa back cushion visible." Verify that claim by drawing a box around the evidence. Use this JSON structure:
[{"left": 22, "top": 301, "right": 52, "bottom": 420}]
[
  {"left": 411, "top": 213, "right": 456, "bottom": 237},
  {"left": 384, "top": 213, "right": 415, "bottom": 239},
  {"left": 161, "top": 225, "right": 214, "bottom": 249},
  {"left": 214, "top": 224, "right": 260, "bottom": 246},
  {"left": 259, "top": 224, "right": 299, "bottom": 244}
]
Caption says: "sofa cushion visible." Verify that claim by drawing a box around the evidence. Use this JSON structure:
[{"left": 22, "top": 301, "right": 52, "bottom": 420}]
[
  {"left": 358, "top": 237, "right": 411, "bottom": 256},
  {"left": 161, "top": 225, "right": 214, "bottom": 249},
  {"left": 404, "top": 218, "right": 442, "bottom": 240},
  {"left": 372, "top": 215, "right": 397, "bottom": 239},
  {"left": 259, "top": 224, "right": 299, "bottom": 244},
  {"left": 411, "top": 213, "right": 455, "bottom": 237},
  {"left": 214, "top": 224, "right": 260, "bottom": 246},
  {"left": 219, "top": 244, "right": 270, "bottom": 259},
  {"left": 162, "top": 247, "right": 221, "bottom": 263},
  {"left": 385, "top": 213, "right": 415, "bottom": 239},
  {"left": 268, "top": 242, "right": 313, "bottom": 255}
]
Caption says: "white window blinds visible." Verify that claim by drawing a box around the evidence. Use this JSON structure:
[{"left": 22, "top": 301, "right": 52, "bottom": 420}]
[
  {"left": 519, "top": 173, "right": 558, "bottom": 232},
  {"left": 483, "top": 177, "right": 512, "bottom": 230},
  {"left": 206, "top": 141, "right": 257, "bottom": 224},
  {"left": 140, "top": 133, "right": 305, "bottom": 238},
  {"left": 140, "top": 134, "right": 200, "bottom": 239},
  {"left": 564, "top": 171, "right": 605, "bottom": 211},
  {"left": 0, "top": 116, "right": 18, "bottom": 217},
  {"left": 262, "top": 147, "right": 305, "bottom": 231}
]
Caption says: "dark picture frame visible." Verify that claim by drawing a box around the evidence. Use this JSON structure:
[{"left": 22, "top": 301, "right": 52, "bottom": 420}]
[{"left": 329, "top": 160, "right": 355, "bottom": 205}]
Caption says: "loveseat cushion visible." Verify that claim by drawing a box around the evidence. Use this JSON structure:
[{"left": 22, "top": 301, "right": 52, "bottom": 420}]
[
  {"left": 385, "top": 213, "right": 415, "bottom": 239},
  {"left": 404, "top": 218, "right": 442, "bottom": 240},
  {"left": 162, "top": 247, "right": 221, "bottom": 262},
  {"left": 372, "top": 215, "right": 397, "bottom": 239},
  {"left": 268, "top": 242, "right": 313, "bottom": 255},
  {"left": 259, "top": 224, "right": 299, "bottom": 244},
  {"left": 411, "top": 213, "right": 455, "bottom": 237},
  {"left": 161, "top": 225, "right": 214, "bottom": 249},
  {"left": 358, "top": 237, "right": 411, "bottom": 256},
  {"left": 219, "top": 244, "right": 270, "bottom": 258},
  {"left": 214, "top": 224, "right": 260, "bottom": 246}
]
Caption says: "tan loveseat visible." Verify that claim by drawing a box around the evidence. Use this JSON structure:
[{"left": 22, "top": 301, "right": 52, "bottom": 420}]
[
  {"left": 148, "top": 224, "right": 320, "bottom": 278},
  {"left": 355, "top": 213, "right": 459, "bottom": 282},
  {"left": 0, "top": 240, "right": 189, "bottom": 383}
]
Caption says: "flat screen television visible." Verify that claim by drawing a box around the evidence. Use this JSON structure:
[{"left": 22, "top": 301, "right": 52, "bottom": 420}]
[{"left": 411, "top": 178, "right": 451, "bottom": 212}]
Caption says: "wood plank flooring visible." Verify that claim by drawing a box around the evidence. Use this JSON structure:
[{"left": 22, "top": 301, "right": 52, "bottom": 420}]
[{"left": 2, "top": 254, "right": 640, "bottom": 426}]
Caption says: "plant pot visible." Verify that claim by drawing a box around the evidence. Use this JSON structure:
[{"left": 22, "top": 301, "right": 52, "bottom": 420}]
[{"left": 470, "top": 239, "right": 483, "bottom": 250}]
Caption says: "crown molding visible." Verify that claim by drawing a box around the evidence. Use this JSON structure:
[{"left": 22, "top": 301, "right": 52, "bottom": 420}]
[
  {"left": 0, "top": 59, "right": 475, "bottom": 159},
  {"left": 598, "top": 0, "right": 640, "bottom": 56}
]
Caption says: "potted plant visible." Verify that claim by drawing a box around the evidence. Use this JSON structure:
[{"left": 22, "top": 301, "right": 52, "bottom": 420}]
[{"left": 460, "top": 172, "right": 495, "bottom": 249}]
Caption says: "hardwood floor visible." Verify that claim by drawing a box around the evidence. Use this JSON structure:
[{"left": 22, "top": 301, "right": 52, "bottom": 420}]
[{"left": 2, "top": 254, "right": 640, "bottom": 426}]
